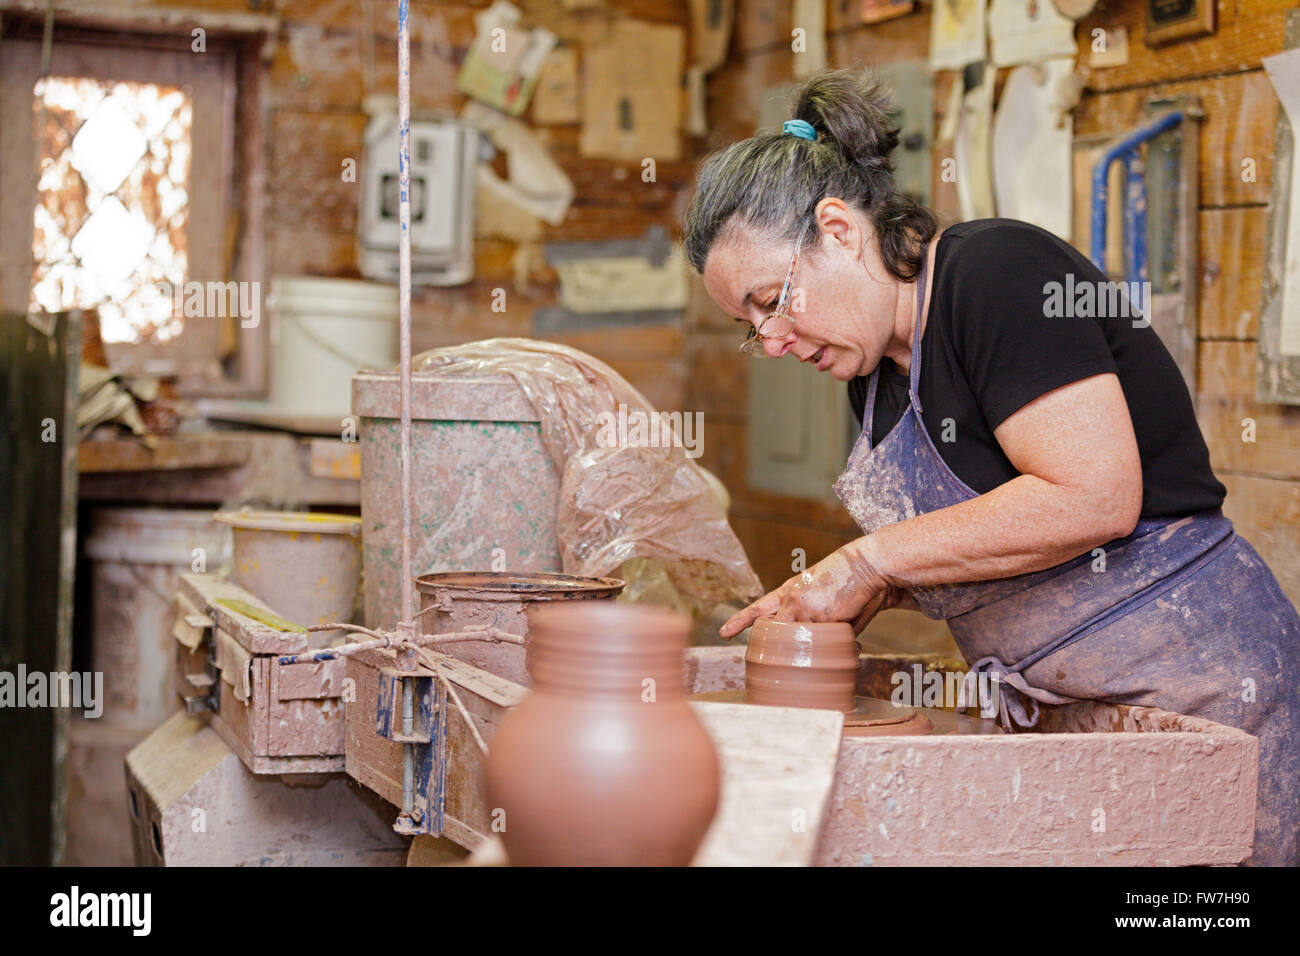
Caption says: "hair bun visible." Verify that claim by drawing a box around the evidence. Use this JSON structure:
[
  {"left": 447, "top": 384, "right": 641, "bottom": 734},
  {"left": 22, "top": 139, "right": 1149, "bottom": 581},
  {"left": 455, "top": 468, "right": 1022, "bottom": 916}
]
[{"left": 794, "top": 70, "right": 900, "bottom": 170}]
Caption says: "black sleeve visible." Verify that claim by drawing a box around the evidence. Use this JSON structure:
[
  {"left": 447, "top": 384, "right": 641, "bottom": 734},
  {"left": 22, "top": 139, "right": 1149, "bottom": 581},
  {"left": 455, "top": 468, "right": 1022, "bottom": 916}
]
[{"left": 941, "top": 224, "right": 1119, "bottom": 431}]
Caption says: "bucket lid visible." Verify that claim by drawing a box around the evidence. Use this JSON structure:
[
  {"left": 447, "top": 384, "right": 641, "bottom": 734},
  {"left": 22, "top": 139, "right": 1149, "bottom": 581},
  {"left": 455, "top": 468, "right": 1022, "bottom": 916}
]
[
  {"left": 214, "top": 509, "right": 362, "bottom": 535},
  {"left": 415, "top": 571, "right": 625, "bottom": 601}
]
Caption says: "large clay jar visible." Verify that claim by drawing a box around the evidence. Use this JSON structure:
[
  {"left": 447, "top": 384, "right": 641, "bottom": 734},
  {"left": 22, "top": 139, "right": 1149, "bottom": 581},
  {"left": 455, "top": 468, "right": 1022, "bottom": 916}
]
[
  {"left": 484, "top": 601, "right": 720, "bottom": 866},
  {"left": 745, "top": 618, "right": 859, "bottom": 712}
]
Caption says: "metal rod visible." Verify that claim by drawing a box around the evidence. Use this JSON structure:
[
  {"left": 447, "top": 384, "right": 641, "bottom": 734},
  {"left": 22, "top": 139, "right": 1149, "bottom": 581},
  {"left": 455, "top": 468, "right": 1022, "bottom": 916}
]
[
  {"left": 396, "top": 0, "right": 416, "bottom": 671},
  {"left": 401, "top": 677, "right": 414, "bottom": 813},
  {"left": 275, "top": 626, "right": 526, "bottom": 666}
]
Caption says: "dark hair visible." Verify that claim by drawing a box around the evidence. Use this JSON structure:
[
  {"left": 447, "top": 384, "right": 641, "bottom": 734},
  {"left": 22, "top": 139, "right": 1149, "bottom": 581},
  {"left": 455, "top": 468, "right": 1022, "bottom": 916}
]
[{"left": 683, "top": 69, "right": 936, "bottom": 281}]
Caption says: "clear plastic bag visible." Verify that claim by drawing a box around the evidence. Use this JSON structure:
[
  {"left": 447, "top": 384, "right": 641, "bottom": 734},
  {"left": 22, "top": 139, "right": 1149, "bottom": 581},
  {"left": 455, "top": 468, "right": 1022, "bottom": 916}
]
[{"left": 413, "top": 338, "right": 762, "bottom": 612}]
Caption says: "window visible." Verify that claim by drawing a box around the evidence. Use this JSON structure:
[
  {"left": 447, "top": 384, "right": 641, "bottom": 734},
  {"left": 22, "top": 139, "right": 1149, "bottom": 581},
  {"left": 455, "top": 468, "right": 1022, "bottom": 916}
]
[
  {"left": 1, "top": 22, "right": 269, "bottom": 394},
  {"left": 31, "top": 76, "right": 194, "bottom": 346}
]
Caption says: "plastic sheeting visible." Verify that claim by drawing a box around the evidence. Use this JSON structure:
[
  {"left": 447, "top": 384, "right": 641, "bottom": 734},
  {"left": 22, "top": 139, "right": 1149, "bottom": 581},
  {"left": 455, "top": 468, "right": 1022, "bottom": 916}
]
[{"left": 412, "top": 338, "right": 762, "bottom": 612}]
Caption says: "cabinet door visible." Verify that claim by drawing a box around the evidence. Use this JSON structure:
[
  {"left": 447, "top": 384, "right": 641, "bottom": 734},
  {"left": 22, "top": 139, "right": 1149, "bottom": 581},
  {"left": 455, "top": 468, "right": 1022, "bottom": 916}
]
[
  {"left": 0, "top": 311, "right": 82, "bottom": 865},
  {"left": 747, "top": 357, "right": 851, "bottom": 499}
]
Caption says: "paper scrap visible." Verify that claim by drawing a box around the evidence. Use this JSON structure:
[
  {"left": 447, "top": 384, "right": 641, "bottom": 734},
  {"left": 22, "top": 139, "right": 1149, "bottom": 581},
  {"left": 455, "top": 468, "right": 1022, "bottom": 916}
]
[
  {"left": 580, "top": 20, "right": 684, "bottom": 161},
  {"left": 930, "top": 0, "right": 986, "bottom": 72},
  {"left": 954, "top": 65, "right": 995, "bottom": 221},
  {"left": 462, "top": 100, "right": 574, "bottom": 226},
  {"left": 555, "top": 247, "right": 690, "bottom": 314},
  {"left": 690, "top": 0, "right": 734, "bottom": 70},
  {"left": 456, "top": 0, "right": 556, "bottom": 117},
  {"left": 992, "top": 59, "right": 1075, "bottom": 240},
  {"left": 685, "top": 0, "right": 736, "bottom": 136},
  {"left": 937, "top": 75, "right": 964, "bottom": 142},
  {"left": 987, "top": 0, "right": 1077, "bottom": 68},
  {"left": 1262, "top": 46, "right": 1300, "bottom": 356},
  {"left": 792, "top": 0, "right": 828, "bottom": 80},
  {"left": 532, "top": 46, "right": 580, "bottom": 124},
  {"left": 1088, "top": 25, "right": 1129, "bottom": 68}
]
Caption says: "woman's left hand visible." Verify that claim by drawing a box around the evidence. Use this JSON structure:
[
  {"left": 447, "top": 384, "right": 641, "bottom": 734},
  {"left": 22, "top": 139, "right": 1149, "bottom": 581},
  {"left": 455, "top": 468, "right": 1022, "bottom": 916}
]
[{"left": 719, "top": 537, "right": 907, "bottom": 639}]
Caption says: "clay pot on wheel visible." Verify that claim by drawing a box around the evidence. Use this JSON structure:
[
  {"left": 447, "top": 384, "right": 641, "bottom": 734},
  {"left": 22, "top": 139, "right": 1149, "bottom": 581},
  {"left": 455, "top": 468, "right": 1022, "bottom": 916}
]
[
  {"left": 484, "top": 601, "right": 719, "bottom": 866},
  {"left": 745, "top": 618, "right": 859, "bottom": 712}
]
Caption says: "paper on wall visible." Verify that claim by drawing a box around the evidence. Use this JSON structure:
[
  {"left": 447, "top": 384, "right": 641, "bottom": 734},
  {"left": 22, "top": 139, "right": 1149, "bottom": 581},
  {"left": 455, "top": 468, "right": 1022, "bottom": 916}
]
[
  {"left": 992, "top": 59, "right": 1076, "bottom": 240},
  {"left": 792, "top": 0, "right": 828, "bottom": 80},
  {"left": 937, "top": 76, "right": 964, "bottom": 142},
  {"left": 1089, "top": 25, "right": 1129, "bottom": 68},
  {"left": 685, "top": 0, "right": 736, "bottom": 136},
  {"left": 1262, "top": 46, "right": 1300, "bottom": 356},
  {"left": 580, "top": 20, "right": 684, "bottom": 161},
  {"left": 456, "top": 0, "right": 556, "bottom": 116},
  {"left": 930, "top": 0, "right": 987, "bottom": 72},
  {"left": 987, "top": 0, "right": 1077, "bottom": 68},
  {"left": 954, "top": 66, "right": 995, "bottom": 220},
  {"left": 531, "top": 46, "right": 581, "bottom": 124},
  {"left": 462, "top": 100, "right": 574, "bottom": 226},
  {"left": 555, "top": 247, "right": 690, "bottom": 314}
]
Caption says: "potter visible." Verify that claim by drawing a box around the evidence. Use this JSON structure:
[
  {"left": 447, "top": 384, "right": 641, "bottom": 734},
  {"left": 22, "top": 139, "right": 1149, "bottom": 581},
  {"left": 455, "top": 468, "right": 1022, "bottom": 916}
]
[{"left": 685, "top": 69, "right": 1299, "bottom": 866}]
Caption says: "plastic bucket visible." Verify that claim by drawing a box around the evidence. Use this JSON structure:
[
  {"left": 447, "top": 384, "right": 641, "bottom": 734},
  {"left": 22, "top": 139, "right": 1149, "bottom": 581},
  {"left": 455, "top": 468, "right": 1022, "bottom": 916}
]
[
  {"left": 269, "top": 276, "right": 399, "bottom": 416},
  {"left": 84, "top": 508, "right": 231, "bottom": 724},
  {"left": 213, "top": 510, "right": 363, "bottom": 632}
]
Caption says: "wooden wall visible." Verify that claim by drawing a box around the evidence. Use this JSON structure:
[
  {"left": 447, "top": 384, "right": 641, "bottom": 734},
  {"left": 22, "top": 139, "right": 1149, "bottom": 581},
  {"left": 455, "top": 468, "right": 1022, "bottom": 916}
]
[
  {"left": 694, "top": 0, "right": 1300, "bottom": 649},
  {"left": 1066, "top": 0, "right": 1300, "bottom": 607},
  {"left": 37, "top": 0, "right": 1299, "bottom": 632},
  {"left": 250, "top": 0, "right": 696, "bottom": 415}
]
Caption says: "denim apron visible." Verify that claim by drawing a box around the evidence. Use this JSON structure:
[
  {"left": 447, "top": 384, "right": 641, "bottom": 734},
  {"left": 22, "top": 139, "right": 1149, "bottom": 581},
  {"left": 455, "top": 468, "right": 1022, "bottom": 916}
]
[{"left": 833, "top": 260, "right": 1300, "bottom": 866}]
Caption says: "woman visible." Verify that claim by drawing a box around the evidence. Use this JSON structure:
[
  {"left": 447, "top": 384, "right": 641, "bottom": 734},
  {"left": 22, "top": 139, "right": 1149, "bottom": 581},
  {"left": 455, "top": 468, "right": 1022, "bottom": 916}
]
[{"left": 685, "top": 70, "right": 1298, "bottom": 866}]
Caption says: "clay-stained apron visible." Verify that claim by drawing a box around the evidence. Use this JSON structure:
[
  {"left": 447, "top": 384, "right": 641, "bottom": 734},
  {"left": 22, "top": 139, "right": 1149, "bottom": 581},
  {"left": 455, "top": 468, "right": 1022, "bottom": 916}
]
[{"left": 832, "top": 258, "right": 1300, "bottom": 866}]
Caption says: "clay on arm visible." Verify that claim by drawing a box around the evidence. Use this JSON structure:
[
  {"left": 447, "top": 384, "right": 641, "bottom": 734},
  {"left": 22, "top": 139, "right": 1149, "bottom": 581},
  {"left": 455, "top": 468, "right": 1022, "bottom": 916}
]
[{"left": 861, "top": 372, "right": 1143, "bottom": 587}]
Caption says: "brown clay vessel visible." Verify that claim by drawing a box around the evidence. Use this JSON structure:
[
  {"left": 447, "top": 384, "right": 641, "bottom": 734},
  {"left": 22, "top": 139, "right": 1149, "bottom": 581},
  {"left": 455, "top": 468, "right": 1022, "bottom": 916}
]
[
  {"left": 483, "top": 601, "right": 720, "bottom": 866},
  {"left": 745, "top": 618, "right": 859, "bottom": 712}
]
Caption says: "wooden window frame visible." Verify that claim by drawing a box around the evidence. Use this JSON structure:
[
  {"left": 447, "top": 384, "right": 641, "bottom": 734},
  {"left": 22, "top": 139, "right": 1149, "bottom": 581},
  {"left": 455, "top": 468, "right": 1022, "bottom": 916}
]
[{"left": 0, "top": 7, "right": 276, "bottom": 397}]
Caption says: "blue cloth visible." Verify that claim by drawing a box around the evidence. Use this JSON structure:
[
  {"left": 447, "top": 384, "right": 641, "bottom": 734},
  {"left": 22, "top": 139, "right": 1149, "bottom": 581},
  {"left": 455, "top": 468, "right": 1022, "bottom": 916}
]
[
  {"left": 833, "top": 256, "right": 1300, "bottom": 866},
  {"left": 782, "top": 119, "right": 816, "bottom": 141}
]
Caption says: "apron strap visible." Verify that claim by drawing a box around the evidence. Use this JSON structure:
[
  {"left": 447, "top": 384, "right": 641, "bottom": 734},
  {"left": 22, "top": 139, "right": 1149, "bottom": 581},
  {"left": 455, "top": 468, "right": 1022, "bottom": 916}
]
[
  {"left": 863, "top": 255, "right": 929, "bottom": 442},
  {"left": 862, "top": 364, "right": 882, "bottom": 442},
  {"left": 909, "top": 257, "right": 929, "bottom": 410}
]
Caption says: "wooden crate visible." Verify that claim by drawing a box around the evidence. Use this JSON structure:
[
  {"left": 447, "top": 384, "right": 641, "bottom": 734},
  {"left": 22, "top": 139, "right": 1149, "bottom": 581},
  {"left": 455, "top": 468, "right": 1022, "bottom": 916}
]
[{"left": 173, "top": 573, "right": 346, "bottom": 775}]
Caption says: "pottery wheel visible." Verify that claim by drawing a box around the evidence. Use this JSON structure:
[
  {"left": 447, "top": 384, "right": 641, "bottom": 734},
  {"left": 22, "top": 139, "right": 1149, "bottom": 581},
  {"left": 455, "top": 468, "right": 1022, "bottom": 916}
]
[
  {"left": 840, "top": 697, "right": 934, "bottom": 737},
  {"left": 689, "top": 690, "right": 1003, "bottom": 736}
]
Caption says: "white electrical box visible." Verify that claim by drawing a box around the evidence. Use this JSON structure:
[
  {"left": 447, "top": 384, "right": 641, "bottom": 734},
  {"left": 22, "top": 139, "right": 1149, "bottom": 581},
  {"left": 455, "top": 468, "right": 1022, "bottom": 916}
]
[{"left": 359, "top": 115, "right": 477, "bottom": 286}]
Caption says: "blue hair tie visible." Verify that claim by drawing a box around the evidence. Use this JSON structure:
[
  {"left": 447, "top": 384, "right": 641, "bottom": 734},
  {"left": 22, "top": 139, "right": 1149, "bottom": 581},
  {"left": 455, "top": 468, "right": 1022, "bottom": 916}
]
[{"left": 782, "top": 119, "right": 816, "bottom": 141}]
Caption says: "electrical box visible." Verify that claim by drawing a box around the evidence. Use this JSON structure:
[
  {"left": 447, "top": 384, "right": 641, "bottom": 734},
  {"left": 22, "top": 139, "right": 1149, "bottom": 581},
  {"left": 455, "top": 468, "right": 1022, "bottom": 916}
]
[{"left": 359, "top": 115, "right": 477, "bottom": 286}]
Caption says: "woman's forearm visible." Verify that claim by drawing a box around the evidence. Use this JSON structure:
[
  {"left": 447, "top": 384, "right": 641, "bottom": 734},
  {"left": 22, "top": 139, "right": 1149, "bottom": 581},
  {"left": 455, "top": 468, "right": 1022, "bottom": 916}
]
[{"left": 860, "top": 472, "right": 1135, "bottom": 588}]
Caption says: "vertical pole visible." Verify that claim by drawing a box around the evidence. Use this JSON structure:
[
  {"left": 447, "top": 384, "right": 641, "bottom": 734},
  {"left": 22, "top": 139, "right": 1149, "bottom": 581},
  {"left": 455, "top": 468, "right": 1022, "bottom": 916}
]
[
  {"left": 396, "top": 0, "right": 416, "bottom": 671},
  {"left": 396, "top": 0, "right": 417, "bottom": 824}
]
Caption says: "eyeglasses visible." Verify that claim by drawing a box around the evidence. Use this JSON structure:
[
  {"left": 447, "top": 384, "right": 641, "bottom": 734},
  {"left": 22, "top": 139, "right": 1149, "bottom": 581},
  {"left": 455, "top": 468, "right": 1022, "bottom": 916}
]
[{"left": 739, "top": 239, "right": 802, "bottom": 356}]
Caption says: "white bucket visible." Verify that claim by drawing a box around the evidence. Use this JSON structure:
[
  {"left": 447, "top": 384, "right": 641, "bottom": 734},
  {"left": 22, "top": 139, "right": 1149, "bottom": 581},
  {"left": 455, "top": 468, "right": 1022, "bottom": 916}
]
[
  {"left": 84, "top": 508, "right": 231, "bottom": 725},
  {"left": 269, "top": 276, "right": 399, "bottom": 417}
]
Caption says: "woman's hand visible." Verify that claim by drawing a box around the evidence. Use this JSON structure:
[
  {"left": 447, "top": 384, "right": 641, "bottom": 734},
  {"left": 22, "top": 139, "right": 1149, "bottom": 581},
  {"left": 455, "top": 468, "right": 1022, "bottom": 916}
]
[{"left": 719, "top": 536, "right": 907, "bottom": 639}]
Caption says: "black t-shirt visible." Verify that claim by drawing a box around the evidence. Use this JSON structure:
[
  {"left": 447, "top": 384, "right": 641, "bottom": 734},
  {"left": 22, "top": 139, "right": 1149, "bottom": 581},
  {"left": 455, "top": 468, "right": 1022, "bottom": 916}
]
[{"left": 848, "top": 218, "right": 1225, "bottom": 519}]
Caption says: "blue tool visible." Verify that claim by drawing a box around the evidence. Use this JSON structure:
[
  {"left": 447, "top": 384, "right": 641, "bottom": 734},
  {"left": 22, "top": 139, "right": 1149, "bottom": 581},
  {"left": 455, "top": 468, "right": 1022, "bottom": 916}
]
[{"left": 1089, "top": 110, "right": 1185, "bottom": 286}]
